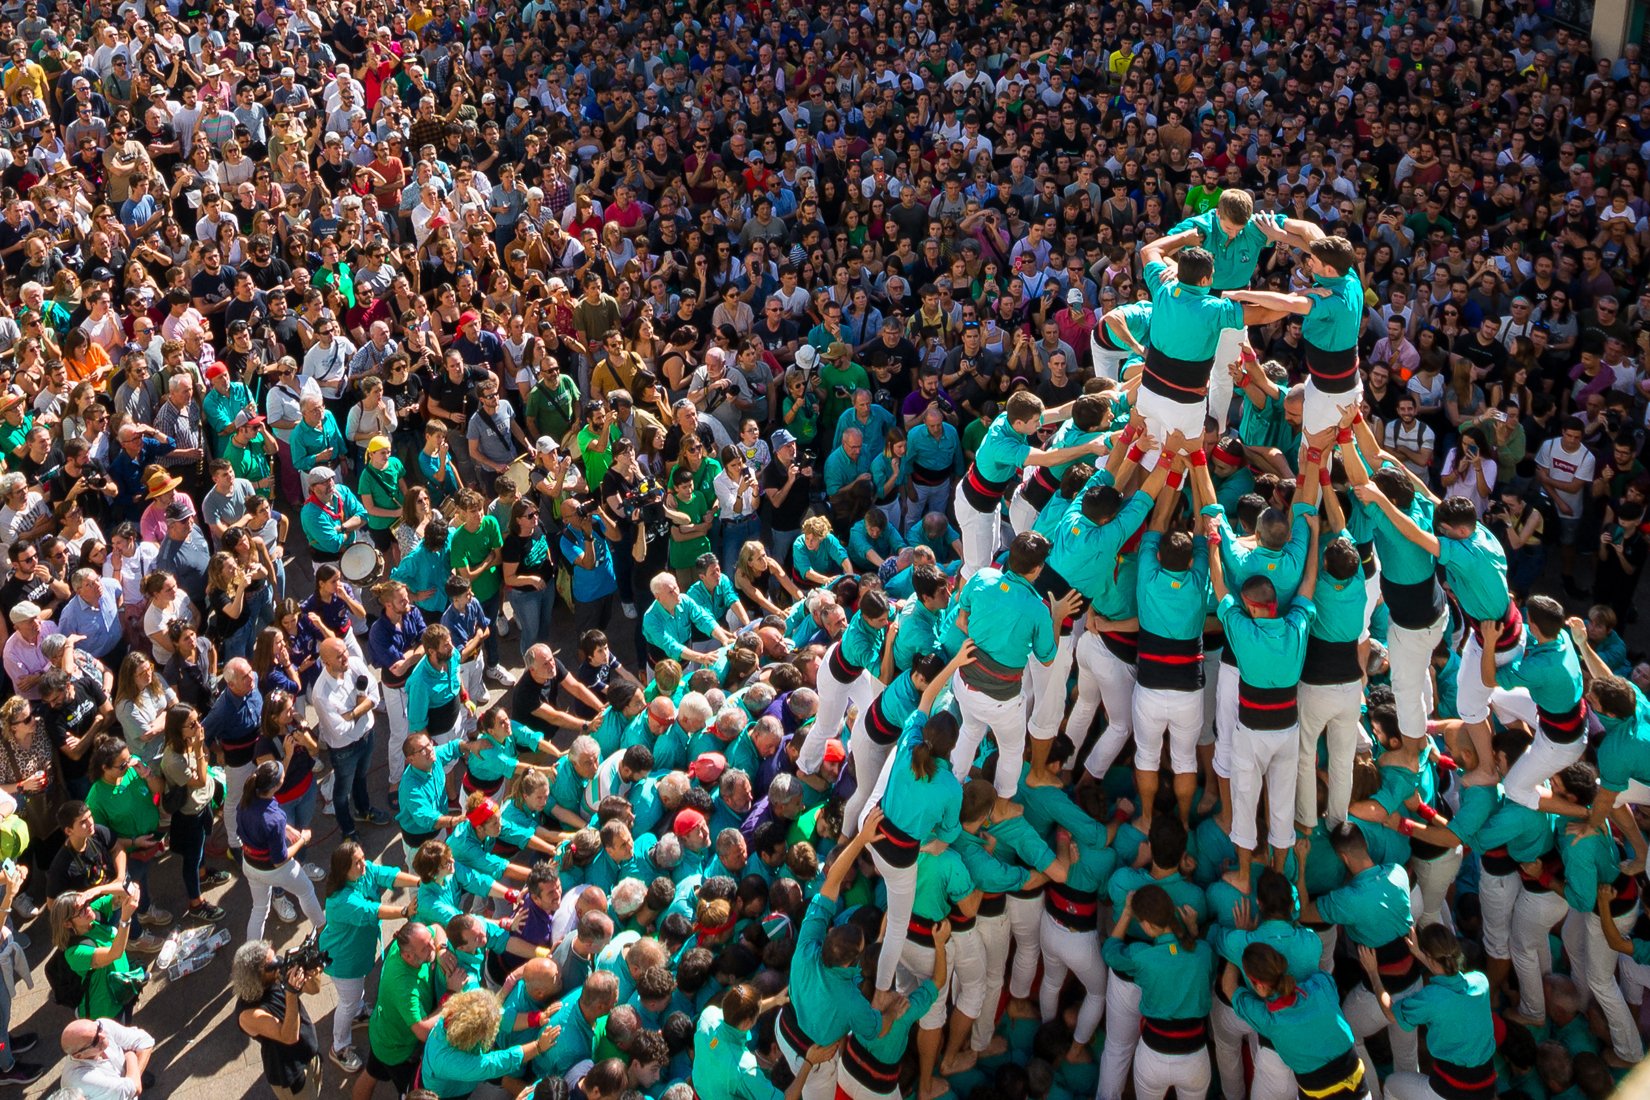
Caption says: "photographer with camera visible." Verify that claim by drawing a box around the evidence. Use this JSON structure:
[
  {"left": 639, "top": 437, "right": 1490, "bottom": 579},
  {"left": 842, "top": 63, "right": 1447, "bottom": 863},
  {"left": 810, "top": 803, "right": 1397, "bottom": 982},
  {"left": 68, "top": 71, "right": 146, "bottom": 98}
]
[
  {"left": 558, "top": 494, "right": 625, "bottom": 639},
  {"left": 232, "top": 938, "right": 325, "bottom": 1100},
  {"left": 762, "top": 430, "right": 812, "bottom": 569}
]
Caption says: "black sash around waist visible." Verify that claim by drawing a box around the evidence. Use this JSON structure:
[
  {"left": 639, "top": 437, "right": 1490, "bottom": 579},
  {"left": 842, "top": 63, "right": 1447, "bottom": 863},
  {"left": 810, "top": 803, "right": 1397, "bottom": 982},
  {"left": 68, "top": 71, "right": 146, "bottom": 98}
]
[{"left": 1143, "top": 345, "right": 1213, "bottom": 405}]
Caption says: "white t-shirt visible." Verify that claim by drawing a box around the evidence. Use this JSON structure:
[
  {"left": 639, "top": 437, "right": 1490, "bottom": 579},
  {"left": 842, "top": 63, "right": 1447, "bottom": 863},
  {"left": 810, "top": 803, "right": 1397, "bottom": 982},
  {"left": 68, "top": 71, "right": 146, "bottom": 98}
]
[{"left": 1535, "top": 437, "right": 1596, "bottom": 516}]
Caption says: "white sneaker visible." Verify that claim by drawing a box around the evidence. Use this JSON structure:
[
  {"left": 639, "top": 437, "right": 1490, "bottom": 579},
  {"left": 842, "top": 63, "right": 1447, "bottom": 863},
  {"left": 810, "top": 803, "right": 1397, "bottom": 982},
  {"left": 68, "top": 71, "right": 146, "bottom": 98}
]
[
  {"left": 329, "top": 1046, "right": 363, "bottom": 1074},
  {"left": 621, "top": 601, "right": 638, "bottom": 619},
  {"left": 484, "top": 665, "right": 515, "bottom": 687},
  {"left": 495, "top": 614, "right": 511, "bottom": 639},
  {"left": 272, "top": 893, "right": 299, "bottom": 924},
  {"left": 304, "top": 863, "right": 326, "bottom": 882},
  {"left": 138, "top": 906, "right": 173, "bottom": 928}
]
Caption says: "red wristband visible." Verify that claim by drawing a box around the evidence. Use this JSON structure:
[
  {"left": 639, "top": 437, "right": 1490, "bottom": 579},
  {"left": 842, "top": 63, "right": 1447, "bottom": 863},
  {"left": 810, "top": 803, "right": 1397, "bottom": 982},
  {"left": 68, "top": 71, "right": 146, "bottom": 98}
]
[
  {"left": 1126, "top": 443, "right": 1146, "bottom": 464},
  {"left": 1336, "top": 428, "right": 1354, "bottom": 444},
  {"left": 1353, "top": 411, "right": 1364, "bottom": 425},
  {"left": 504, "top": 888, "right": 522, "bottom": 905},
  {"left": 1305, "top": 447, "right": 1324, "bottom": 466},
  {"left": 1398, "top": 819, "right": 1418, "bottom": 837},
  {"left": 528, "top": 1010, "right": 544, "bottom": 1029},
  {"left": 1166, "top": 470, "right": 1185, "bottom": 490},
  {"left": 1319, "top": 467, "right": 1332, "bottom": 487},
  {"left": 1417, "top": 803, "right": 1441, "bottom": 823},
  {"left": 1189, "top": 449, "right": 1208, "bottom": 467},
  {"left": 1435, "top": 754, "right": 1457, "bottom": 772},
  {"left": 1111, "top": 807, "right": 1130, "bottom": 824}
]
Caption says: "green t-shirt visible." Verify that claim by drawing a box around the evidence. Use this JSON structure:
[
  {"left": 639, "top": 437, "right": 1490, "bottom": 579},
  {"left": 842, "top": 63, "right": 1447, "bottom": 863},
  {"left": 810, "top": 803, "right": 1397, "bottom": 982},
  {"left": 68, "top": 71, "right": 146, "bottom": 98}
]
[
  {"left": 86, "top": 765, "right": 160, "bottom": 840},
  {"left": 668, "top": 490, "right": 715, "bottom": 570},
  {"left": 223, "top": 436, "right": 273, "bottom": 486},
  {"left": 368, "top": 937, "right": 439, "bottom": 1065},
  {"left": 66, "top": 895, "right": 146, "bottom": 1020},
  {"left": 0, "top": 411, "right": 32, "bottom": 458},
  {"left": 818, "top": 361, "right": 869, "bottom": 428},
  {"left": 358, "top": 456, "right": 406, "bottom": 530},
  {"left": 449, "top": 515, "right": 505, "bottom": 600}
]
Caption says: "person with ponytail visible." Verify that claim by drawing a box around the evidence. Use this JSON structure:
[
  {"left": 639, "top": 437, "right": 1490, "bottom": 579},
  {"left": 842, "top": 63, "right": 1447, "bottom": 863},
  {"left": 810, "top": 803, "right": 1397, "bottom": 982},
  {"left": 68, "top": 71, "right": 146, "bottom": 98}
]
[
  {"left": 462, "top": 702, "right": 562, "bottom": 800},
  {"left": 1357, "top": 924, "right": 1496, "bottom": 1100},
  {"left": 1102, "top": 883, "right": 1215, "bottom": 1100},
  {"left": 1206, "top": 869, "right": 1323, "bottom": 1100},
  {"left": 491, "top": 769, "right": 561, "bottom": 865},
  {"left": 864, "top": 641, "right": 977, "bottom": 1004},
  {"left": 317, "top": 839, "right": 420, "bottom": 1074},
  {"left": 1225, "top": 943, "right": 1370, "bottom": 1100},
  {"left": 235, "top": 759, "right": 325, "bottom": 941},
  {"left": 448, "top": 790, "right": 534, "bottom": 892}
]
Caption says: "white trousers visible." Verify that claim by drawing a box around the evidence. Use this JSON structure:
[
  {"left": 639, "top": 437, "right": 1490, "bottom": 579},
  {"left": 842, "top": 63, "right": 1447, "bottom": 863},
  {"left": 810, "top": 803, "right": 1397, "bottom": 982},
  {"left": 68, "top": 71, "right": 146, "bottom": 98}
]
[
  {"left": 1098, "top": 975, "right": 1142, "bottom": 1100},
  {"left": 956, "top": 494, "right": 1003, "bottom": 582},
  {"left": 1303, "top": 375, "right": 1362, "bottom": 435},
  {"left": 1070, "top": 630, "right": 1136, "bottom": 778},
  {"left": 244, "top": 857, "right": 326, "bottom": 942},
  {"left": 895, "top": 937, "right": 954, "bottom": 1031},
  {"left": 1561, "top": 906, "right": 1646, "bottom": 1062},
  {"left": 1133, "top": 685, "right": 1203, "bottom": 773},
  {"left": 1025, "top": 632, "right": 1075, "bottom": 743},
  {"left": 1135, "top": 386, "right": 1209, "bottom": 470},
  {"left": 383, "top": 683, "right": 411, "bottom": 787},
  {"left": 1456, "top": 632, "right": 1524, "bottom": 726},
  {"left": 776, "top": 1018, "right": 839, "bottom": 1100},
  {"left": 1230, "top": 722, "right": 1299, "bottom": 852},
  {"left": 222, "top": 761, "right": 256, "bottom": 851},
  {"left": 1344, "top": 980, "right": 1419, "bottom": 1077},
  {"left": 1478, "top": 870, "right": 1518, "bottom": 960},
  {"left": 1037, "top": 913, "right": 1106, "bottom": 1043},
  {"left": 331, "top": 974, "right": 366, "bottom": 1054},
  {"left": 970, "top": 913, "right": 1011, "bottom": 1051},
  {"left": 1134, "top": 1042, "right": 1211, "bottom": 1100},
  {"left": 1210, "top": 996, "right": 1255, "bottom": 1100},
  {"left": 803, "top": 649, "right": 880, "bottom": 773},
  {"left": 1298, "top": 680, "right": 1367, "bottom": 826},
  {"left": 1618, "top": 949, "right": 1650, "bottom": 1008},
  {"left": 1510, "top": 886, "right": 1568, "bottom": 1020},
  {"left": 871, "top": 850, "right": 918, "bottom": 991},
  {"left": 1093, "top": 341, "right": 1131, "bottom": 383},
  {"left": 1006, "top": 893, "right": 1043, "bottom": 999},
  {"left": 842, "top": 733, "right": 897, "bottom": 840},
  {"left": 1249, "top": 1044, "right": 1298, "bottom": 1100},
  {"left": 1411, "top": 847, "right": 1464, "bottom": 930},
  {"left": 951, "top": 670, "right": 1028, "bottom": 797},
  {"left": 1212, "top": 661, "right": 1238, "bottom": 778},
  {"left": 1496, "top": 688, "right": 1587, "bottom": 809},
  {"left": 1007, "top": 486, "right": 1039, "bottom": 537},
  {"left": 1386, "top": 612, "right": 1446, "bottom": 739}
]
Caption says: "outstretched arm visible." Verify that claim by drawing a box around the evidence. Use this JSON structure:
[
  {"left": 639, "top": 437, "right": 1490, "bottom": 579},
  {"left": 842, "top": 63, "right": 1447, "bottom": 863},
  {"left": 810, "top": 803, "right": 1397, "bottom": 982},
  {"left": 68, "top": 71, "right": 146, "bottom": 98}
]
[
  {"left": 1351, "top": 480, "right": 1441, "bottom": 557},
  {"left": 1140, "top": 227, "right": 1203, "bottom": 268}
]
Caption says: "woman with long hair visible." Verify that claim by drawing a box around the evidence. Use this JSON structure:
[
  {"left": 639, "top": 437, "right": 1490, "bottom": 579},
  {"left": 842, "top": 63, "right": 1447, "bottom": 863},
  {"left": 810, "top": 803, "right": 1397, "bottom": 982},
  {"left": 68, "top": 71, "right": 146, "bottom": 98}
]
[
  {"left": 112, "top": 651, "right": 177, "bottom": 764},
  {"left": 1102, "top": 884, "right": 1215, "bottom": 1100},
  {"left": 254, "top": 689, "right": 323, "bottom": 904},
  {"left": 252, "top": 625, "right": 304, "bottom": 700},
  {"left": 317, "top": 839, "right": 419, "bottom": 1073},
  {"left": 394, "top": 484, "right": 434, "bottom": 563},
  {"left": 140, "top": 568, "right": 194, "bottom": 665},
  {"left": 869, "top": 644, "right": 976, "bottom": 999},
  {"left": 206, "top": 551, "right": 271, "bottom": 664},
  {"left": 48, "top": 884, "right": 145, "bottom": 1021},
  {"left": 301, "top": 563, "right": 365, "bottom": 661},
  {"left": 84, "top": 736, "right": 168, "bottom": 931},
  {"left": 712, "top": 444, "right": 762, "bottom": 577},
  {"left": 501, "top": 499, "right": 556, "bottom": 651},
  {"left": 159, "top": 704, "right": 228, "bottom": 924},
  {"left": 0, "top": 694, "right": 59, "bottom": 885},
  {"left": 1224, "top": 943, "right": 1370, "bottom": 1100},
  {"left": 236, "top": 760, "right": 325, "bottom": 941},
  {"left": 732, "top": 539, "right": 800, "bottom": 618},
  {"left": 1357, "top": 924, "right": 1496, "bottom": 1100}
]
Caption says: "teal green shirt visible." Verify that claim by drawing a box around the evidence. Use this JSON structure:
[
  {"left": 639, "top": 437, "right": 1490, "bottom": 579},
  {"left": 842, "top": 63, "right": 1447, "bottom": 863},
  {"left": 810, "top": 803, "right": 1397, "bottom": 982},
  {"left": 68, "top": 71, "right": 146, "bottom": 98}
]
[
  {"left": 1302, "top": 270, "right": 1364, "bottom": 352},
  {"left": 1445, "top": 783, "right": 1501, "bottom": 852},
  {"left": 946, "top": 566, "right": 1055, "bottom": 673},
  {"left": 1051, "top": 483, "right": 1153, "bottom": 603},
  {"left": 643, "top": 594, "right": 718, "bottom": 656},
  {"left": 1310, "top": 550, "right": 1369, "bottom": 644},
  {"left": 1137, "top": 531, "right": 1210, "bottom": 640},
  {"left": 1103, "top": 931, "right": 1214, "bottom": 1020},
  {"left": 1476, "top": 801, "right": 1557, "bottom": 863},
  {"left": 687, "top": 575, "right": 740, "bottom": 626},
  {"left": 970, "top": 415, "right": 1033, "bottom": 485},
  {"left": 421, "top": 1018, "right": 527, "bottom": 1097},
  {"left": 1436, "top": 525, "right": 1511, "bottom": 621},
  {"left": 1211, "top": 919, "right": 1321, "bottom": 979},
  {"left": 1170, "top": 210, "right": 1282, "bottom": 291},
  {"left": 849, "top": 517, "right": 905, "bottom": 570},
  {"left": 1598, "top": 684, "right": 1650, "bottom": 791},
  {"left": 1361, "top": 487, "right": 1438, "bottom": 585},
  {"left": 909, "top": 848, "right": 975, "bottom": 921},
  {"left": 906, "top": 421, "right": 963, "bottom": 478},
  {"left": 1238, "top": 390, "right": 1302, "bottom": 464},
  {"left": 693, "top": 1007, "right": 784, "bottom": 1100},
  {"left": 1232, "top": 972, "right": 1357, "bottom": 1075},
  {"left": 839, "top": 608, "right": 886, "bottom": 671},
  {"left": 891, "top": 600, "right": 942, "bottom": 671},
  {"left": 1143, "top": 258, "right": 1245, "bottom": 361},
  {"left": 1392, "top": 972, "right": 1495, "bottom": 1067},
  {"left": 1108, "top": 868, "right": 1208, "bottom": 941},
  {"left": 1216, "top": 594, "right": 1315, "bottom": 689},
  {"left": 791, "top": 532, "right": 849, "bottom": 581},
  {"left": 1559, "top": 823, "right": 1624, "bottom": 913},
  {"left": 1315, "top": 863, "right": 1412, "bottom": 947},
  {"left": 881, "top": 708, "right": 963, "bottom": 846},
  {"left": 1494, "top": 630, "right": 1584, "bottom": 715},
  {"left": 320, "top": 860, "right": 402, "bottom": 979},
  {"left": 1208, "top": 503, "right": 1316, "bottom": 605},
  {"left": 793, "top": 893, "right": 883, "bottom": 1044}
]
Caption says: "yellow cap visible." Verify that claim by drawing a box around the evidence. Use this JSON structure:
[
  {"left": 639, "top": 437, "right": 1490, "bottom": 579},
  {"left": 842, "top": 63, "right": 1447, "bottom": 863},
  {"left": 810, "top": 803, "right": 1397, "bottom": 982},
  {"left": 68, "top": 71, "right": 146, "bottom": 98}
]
[{"left": 366, "top": 436, "right": 392, "bottom": 455}]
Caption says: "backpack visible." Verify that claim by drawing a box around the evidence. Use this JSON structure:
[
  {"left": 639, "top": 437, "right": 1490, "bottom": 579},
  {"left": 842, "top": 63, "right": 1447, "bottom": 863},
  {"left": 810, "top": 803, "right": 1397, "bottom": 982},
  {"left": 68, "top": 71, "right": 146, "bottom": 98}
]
[{"left": 45, "top": 949, "right": 87, "bottom": 1011}]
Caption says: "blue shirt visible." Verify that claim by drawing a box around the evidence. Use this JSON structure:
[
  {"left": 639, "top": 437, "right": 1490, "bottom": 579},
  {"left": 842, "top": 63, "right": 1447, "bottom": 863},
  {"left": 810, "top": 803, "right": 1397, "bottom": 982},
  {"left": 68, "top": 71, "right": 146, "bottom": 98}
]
[
  {"left": 392, "top": 535, "right": 452, "bottom": 615},
  {"left": 367, "top": 607, "right": 427, "bottom": 683},
  {"left": 203, "top": 684, "right": 264, "bottom": 757},
  {"left": 57, "top": 579, "right": 124, "bottom": 659},
  {"left": 559, "top": 518, "right": 619, "bottom": 602}
]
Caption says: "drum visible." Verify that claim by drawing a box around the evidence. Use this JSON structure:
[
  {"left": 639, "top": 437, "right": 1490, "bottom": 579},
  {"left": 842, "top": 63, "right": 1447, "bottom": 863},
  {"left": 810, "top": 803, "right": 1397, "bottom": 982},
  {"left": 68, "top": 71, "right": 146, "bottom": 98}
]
[
  {"left": 498, "top": 455, "right": 532, "bottom": 497},
  {"left": 340, "top": 541, "right": 382, "bottom": 585}
]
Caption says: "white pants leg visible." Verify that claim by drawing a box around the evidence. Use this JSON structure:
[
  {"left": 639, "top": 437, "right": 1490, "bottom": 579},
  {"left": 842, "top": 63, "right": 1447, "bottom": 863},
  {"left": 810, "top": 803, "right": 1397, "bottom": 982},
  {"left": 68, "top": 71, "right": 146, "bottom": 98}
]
[
  {"left": 1071, "top": 631, "right": 1137, "bottom": 778},
  {"left": 1093, "top": 342, "right": 1131, "bottom": 383},
  {"left": 1212, "top": 661, "right": 1239, "bottom": 779},
  {"left": 948, "top": 926, "right": 988, "bottom": 1021},
  {"left": 1563, "top": 907, "right": 1646, "bottom": 1062},
  {"left": 1303, "top": 376, "right": 1362, "bottom": 436},
  {"left": 1026, "top": 632, "right": 1075, "bottom": 743},
  {"left": 1478, "top": 870, "right": 1519, "bottom": 961},
  {"left": 871, "top": 851, "right": 918, "bottom": 991},
  {"left": 243, "top": 858, "right": 326, "bottom": 942},
  {"left": 1098, "top": 975, "right": 1142, "bottom": 1100},
  {"left": 1230, "top": 722, "right": 1300, "bottom": 853},
  {"left": 804, "top": 654, "right": 878, "bottom": 773},
  {"left": 1210, "top": 327, "right": 1247, "bottom": 433},
  {"left": 1249, "top": 1045, "right": 1297, "bottom": 1100},
  {"left": 1133, "top": 1043, "right": 1211, "bottom": 1100},
  {"left": 1456, "top": 633, "right": 1524, "bottom": 726},
  {"left": 1134, "top": 387, "right": 1210, "bottom": 470},
  {"left": 1344, "top": 980, "right": 1419, "bottom": 1078},
  {"left": 1498, "top": 699, "right": 1587, "bottom": 808},
  {"left": 777, "top": 1022, "right": 839, "bottom": 1100},
  {"left": 1618, "top": 951, "right": 1650, "bottom": 1009},
  {"left": 1411, "top": 848, "right": 1464, "bottom": 929},
  {"left": 1386, "top": 613, "right": 1446, "bottom": 739},
  {"left": 1008, "top": 485, "right": 1039, "bottom": 537},
  {"left": 1006, "top": 893, "right": 1042, "bottom": 999},
  {"left": 383, "top": 683, "right": 411, "bottom": 788},
  {"left": 1133, "top": 686, "right": 1203, "bottom": 774},
  {"left": 331, "top": 974, "right": 366, "bottom": 1054},
  {"left": 970, "top": 913, "right": 1011, "bottom": 1050},
  {"left": 223, "top": 761, "right": 255, "bottom": 850},
  {"left": 1510, "top": 887, "right": 1569, "bottom": 1020},
  {"left": 895, "top": 939, "right": 953, "bottom": 1031},
  {"left": 842, "top": 735, "right": 896, "bottom": 838},
  {"left": 1037, "top": 914, "right": 1106, "bottom": 1042},
  {"left": 956, "top": 496, "right": 1000, "bottom": 582},
  {"left": 950, "top": 671, "right": 1029, "bottom": 797},
  {"left": 1297, "top": 680, "right": 1367, "bottom": 826},
  {"left": 1210, "top": 997, "right": 1254, "bottom": 1100},
  {"left": 1382, "top": 1073, "right": 1444, "bottom": 1100}
]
